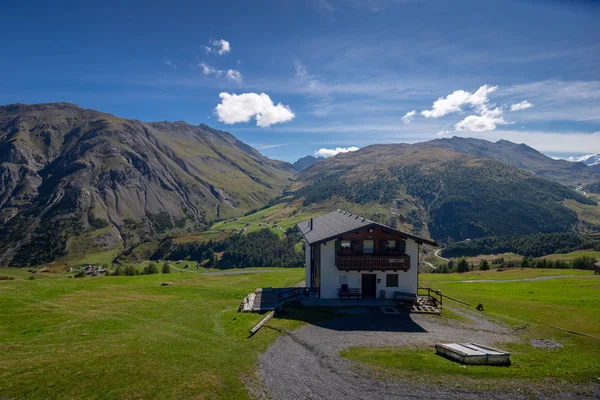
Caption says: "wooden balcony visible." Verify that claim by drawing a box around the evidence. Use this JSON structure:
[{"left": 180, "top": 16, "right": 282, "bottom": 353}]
[{"left": 335, "top": 254, "right": 411, "bottom": 272}]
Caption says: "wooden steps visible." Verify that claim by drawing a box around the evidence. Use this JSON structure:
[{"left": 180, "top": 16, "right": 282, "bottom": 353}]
[{"left": 411, "top": 295, "right": 441, "bottom": 314}]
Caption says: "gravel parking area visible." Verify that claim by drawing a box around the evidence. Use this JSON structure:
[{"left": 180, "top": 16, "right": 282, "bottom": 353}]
[{"left": 256, "top": 307, "right": 598, "bottom": 400}]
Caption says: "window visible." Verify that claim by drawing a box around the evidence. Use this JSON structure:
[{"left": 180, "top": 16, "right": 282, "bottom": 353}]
[
  {"left": 338, "top": 240, "right": 352, "bottom": 254},
  {"left": 363, "top": 240, "right": 374, "bottom": 254},
  {"left": 386, "top": 240, "right": 396, "bottom": 249},
  {"left": 386, "top": 274, "right": 398, "bottom": 287}
]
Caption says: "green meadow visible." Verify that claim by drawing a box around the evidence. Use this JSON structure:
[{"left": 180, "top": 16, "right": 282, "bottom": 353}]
[
  {"left": 0, "top": 268, "right": 305, "bottom": 399},
  {"left": 344, "top": 269, "right": 600, "bottom": 391},
  {"left": 2, "top": 267, "right": 599, "bottom": 398}
]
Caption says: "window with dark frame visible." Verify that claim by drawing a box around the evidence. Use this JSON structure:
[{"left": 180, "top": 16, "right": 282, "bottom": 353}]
[{"left": 386, "top": 274, "right": 399, "bottom": 287}]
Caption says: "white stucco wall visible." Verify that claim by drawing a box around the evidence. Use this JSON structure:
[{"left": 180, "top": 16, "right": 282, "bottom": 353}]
[
  {"left": 304, "top": 241, "right": 311, "bottom": 287},
  {"left": 319, "top": 241, "right": 338, "bottom": 299},
  {"left": 317, "top": 238, "right": 420, "bottom": 299},
  {"left": 403, "top": 239, "right": 420, "bottom": 295}
]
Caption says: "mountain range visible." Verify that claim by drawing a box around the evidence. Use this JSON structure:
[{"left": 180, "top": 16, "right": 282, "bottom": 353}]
[
  {"left": 0, "top": 103, "right": 293, "bottom": 266},
  {"left": 570, "top": 154, "right": 600, "bottom": 171},
  {"left": 289, "top": 142, "right": 597, "bottom": 242},
  {"left": 1, "top": 103, "right": 599, "bottom": 266}
]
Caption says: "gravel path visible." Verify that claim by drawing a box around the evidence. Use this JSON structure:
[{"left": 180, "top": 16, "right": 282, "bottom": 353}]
[
  {"left": 257, "top": 307, "right": 598, "bottom": 400},
  {"left": 445, "top": 275, "right": 600, "bottom": 283}
]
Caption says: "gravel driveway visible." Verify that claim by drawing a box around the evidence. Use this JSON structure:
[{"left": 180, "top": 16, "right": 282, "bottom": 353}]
[{"left": 256, "top": 307, "right": 598, "bottom": 400}]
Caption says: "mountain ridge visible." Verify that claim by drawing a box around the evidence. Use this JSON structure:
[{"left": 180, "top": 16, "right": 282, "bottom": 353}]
[
  {"left": 0, "top": 102, "right": 294, "bottom": 266},
  {"left": 292, "top": 155, "right": 323, "bottom": 171},
  {"left": 289, "top": 141, "right": 597, "bottom": 243},
  {"left": 433, "top": 136, "right": 600, "bottom": 187}
]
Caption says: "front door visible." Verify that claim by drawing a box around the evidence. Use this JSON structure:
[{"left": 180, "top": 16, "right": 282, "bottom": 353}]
[{"left": 361, "top": 274, "right": 377, "bottom": 298}]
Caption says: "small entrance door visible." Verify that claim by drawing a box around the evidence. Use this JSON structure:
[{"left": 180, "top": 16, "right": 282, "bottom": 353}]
[{"left": 361, "top": 274, "right": 377, "bottom": 298}]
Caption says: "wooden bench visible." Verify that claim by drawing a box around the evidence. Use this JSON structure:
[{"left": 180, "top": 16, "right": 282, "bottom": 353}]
[
  {"left": 394, "top": 291, "right": 417, "bottom": 303},
  {"left": 338, "top": 288, "right": 361, "bottom": 299}
]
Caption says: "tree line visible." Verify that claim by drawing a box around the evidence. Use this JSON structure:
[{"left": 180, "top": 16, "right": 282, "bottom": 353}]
[
  {"left": 152, "top": 228, "right": 304, "bottom": 269},
  {"left": 433, "top": 255, "right": 598, "bottom": 273},
  {"left": 442, "top": 232, "right": 600, "bottom": 258}
]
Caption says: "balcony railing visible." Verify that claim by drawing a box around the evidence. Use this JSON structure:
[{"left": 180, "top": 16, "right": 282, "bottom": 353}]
[{"left": 335, "top": 254, "right": 411, "bottom": 272}]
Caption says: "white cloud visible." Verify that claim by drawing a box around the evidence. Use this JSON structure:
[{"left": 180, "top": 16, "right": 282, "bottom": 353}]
[
  {"left": 215, "top": 92, "right": 295, "bottom": 127},
  {"left": 421, "top": 85, "right": 498, "bottom": 118},
  {"left": 226, "top": 69, "right": 243, "bottom": 83},
  {"left": 455, "top": 106, "right": 508, "bottom": 132},
  {"left": 401, "top": 110, "right": 417, "bottom": 124},
  {"left": 510, "top": 100, "right": 534, "bottom": 111},
  {"left": 204, "top": 39, "right": 231, "bottom": 55},
  {"left": 199, "top": 62, "right": 218, "bottom": 76},
  {"left": 200, "top": 62, "right": 242, "bottom": 83},
  {"left": 255, "top": 143, "right": 291, "bottom": 150},
  {"left": 314, "top": 147, "right": 360, "bottom": 158}
]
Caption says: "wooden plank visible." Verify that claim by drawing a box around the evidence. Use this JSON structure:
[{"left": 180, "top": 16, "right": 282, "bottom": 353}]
[
  {"left": 249, "top": 311, "right": 275, "bottom": 336},
  {"left": 550, "top": 325, "right": 600, "bottom": 340}
]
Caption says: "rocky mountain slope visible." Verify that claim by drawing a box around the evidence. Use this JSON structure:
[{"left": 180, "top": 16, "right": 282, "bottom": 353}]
[
  {"left": 289, "top": 142, "right": 596, "bottom": 242},
  {"left": 292, "top": 155, "right": 322, "bottom": 171},
  {"left": 0, "top": 103, "right": 294, "bottom": 266},
  {"left": 434, "top": 137, "right": 600, "bottom": 187}
]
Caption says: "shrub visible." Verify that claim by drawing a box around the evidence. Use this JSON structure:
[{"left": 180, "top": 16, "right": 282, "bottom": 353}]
[
  {"left": 112, "top": 266, "right": 124, "bottom": 276},
  {"left": 162, "top": 262, "right": 171, "bottom": 274},
  {"left": 28, "top": 275, "right": 36, "bottom": 280},
  {"left": 479, "top": 260, "right": 490, "bottom": 271},
  {"left": 74, "top": 270, "right": 86, "bottom": 278},
  {"left": 0, "top": 275, "right": 15, "bottom": 280},
  {"left": 142, "top": 262, "right": 159, "bottom": 275},
  {"left": 124, "top": 266, "right": 137, "bottom": 276}
]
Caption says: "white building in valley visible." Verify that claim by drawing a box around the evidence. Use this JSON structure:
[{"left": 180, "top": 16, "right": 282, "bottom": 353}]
[{"left": 297, "top": 210, "right": 438, "bottom": 300}]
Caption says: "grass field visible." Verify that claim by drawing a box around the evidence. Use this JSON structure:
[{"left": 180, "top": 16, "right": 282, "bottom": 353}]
[
  {"left": 0, "top": 268, "right": 306, "bottom": 399},
  {"left": 539, "top": 249, "right": 600, "bottom": 261},
  {"left": 344, "top": 269, "right": 600, "bottom": 390}
]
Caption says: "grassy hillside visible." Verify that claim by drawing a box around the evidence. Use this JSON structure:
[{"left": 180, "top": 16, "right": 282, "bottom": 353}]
[
  {"left": 434, "top": 137, "right": 600, "bottom": 187},
  {"left": 0, "top": 103, "right": 294, "bottom": 267},
  {"left": 291, "top": 143, "right": 595, "bottom": 243}
]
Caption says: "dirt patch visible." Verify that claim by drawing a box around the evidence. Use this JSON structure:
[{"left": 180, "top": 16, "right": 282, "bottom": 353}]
[{"left": 529, "top": 339, "right": 564, "bottom": 350}]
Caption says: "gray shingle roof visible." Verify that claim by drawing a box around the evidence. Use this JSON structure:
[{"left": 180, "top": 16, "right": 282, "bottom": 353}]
[{"left": 296, "top": 210, "right": 438, "bottom": 246}]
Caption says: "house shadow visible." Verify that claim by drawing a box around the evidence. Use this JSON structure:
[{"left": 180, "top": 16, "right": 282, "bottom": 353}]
[{"left": 274, "top": 305, "right": 428, "bottom": 333}]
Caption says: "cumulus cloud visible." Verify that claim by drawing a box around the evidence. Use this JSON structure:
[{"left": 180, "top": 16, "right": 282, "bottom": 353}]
[
  {"left": 421, "top": 85, "right": 498, "bottom": 118},
  {"left": 401, "top": 110, "right": 417, "bottom": 124},
  {"left": 314, "top": 147, "right": 359, "bottom": 158},
  {"left": 204, "top": 39, "right": 230, "bottom": 55},
  {"left": 226, "top": 69, "right": 243, "bottom": 83},
  {"left": 510, "top": 100, "right": 534, "bottom": 111},
  {"left": 455, "top": 106, "right": 508, "bottom": 132},
  {"left": 215, "top": 92, "right": 295, "bottom": 127}
]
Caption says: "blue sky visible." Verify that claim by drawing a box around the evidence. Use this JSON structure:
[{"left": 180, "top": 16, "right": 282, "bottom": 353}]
[{"left": 1, "top": 0, "right": 599, "bottom": 162}]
